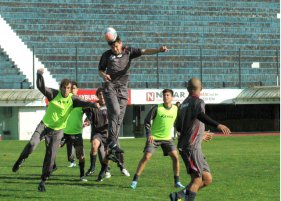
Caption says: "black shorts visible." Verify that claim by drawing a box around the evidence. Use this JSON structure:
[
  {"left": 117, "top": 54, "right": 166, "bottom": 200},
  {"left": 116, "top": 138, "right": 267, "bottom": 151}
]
[
  {"left": 63, "top": 134, "right": 84, "bottom": 158},
  {"left": 179, "top": 148, "right": 210, "bottom": 177},
  {"left": 91, "top": 132, "right": 108, "bottom": 146},
  {"left": 144, "top": 140, "right": 176, "bottom": 156}
]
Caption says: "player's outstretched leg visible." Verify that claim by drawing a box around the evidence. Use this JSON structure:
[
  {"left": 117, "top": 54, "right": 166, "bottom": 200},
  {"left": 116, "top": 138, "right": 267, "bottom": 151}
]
[
  {"left": 12, "top": 142, "right": 34, "bottom": 172},
  {"left": 12, "top": 158, "right": 25, "bottom": 172}
]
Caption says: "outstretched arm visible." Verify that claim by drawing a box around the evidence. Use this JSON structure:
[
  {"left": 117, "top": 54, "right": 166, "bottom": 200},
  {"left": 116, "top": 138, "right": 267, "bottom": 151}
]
[
  {"left": 72, "top": 95, "right": 99, "bottom": 108},
  {"left": 141, "top": 46, "right": 168, "bottom": 55},
  {"left": 197, "top": 112, "right": 231, "bottom": 135}
]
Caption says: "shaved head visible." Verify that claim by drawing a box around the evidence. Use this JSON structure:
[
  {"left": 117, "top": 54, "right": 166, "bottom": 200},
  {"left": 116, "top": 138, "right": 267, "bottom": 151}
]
[{"left": 187, "top": 77, "right": 202, "bottom": 94}]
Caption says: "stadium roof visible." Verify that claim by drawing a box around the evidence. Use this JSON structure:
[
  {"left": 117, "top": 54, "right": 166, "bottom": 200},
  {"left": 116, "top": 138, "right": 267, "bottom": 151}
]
[
  {"left": 234, "top": 86, "right": 280, "bottom": 104},
  {"left": 0, "top": 89, "right": 46, "bottom": 106}
]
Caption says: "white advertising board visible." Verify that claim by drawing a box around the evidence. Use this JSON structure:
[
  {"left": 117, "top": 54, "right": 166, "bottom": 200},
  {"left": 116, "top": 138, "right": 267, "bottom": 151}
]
[{"left": 131, "top": 89, "right": 243, "bottom": 105}]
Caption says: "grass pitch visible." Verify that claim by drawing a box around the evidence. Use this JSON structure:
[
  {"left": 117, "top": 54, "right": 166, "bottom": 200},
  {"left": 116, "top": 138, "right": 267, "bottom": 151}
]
[{"left": 0, "top": 135, "right": 279, "bottom": 201}]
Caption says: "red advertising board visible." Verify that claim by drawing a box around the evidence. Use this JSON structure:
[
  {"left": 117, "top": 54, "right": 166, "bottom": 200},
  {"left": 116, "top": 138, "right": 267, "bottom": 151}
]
[{"left": 45, "top": 89, "right": 131, "bottom": 105}]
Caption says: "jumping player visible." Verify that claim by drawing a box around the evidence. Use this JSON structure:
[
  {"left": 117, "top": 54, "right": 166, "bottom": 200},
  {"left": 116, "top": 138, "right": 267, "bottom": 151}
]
[
  {"left": 130, "top": 89, "right": 184, "bottom": 189},
  {"left": 170, "top": 78, "right": 231, "bottom": 201},
  {"left": 98, "top": 33, "right": 168, "bottom": 159},
  {"left": 24, "top": 68, "right": 98, "bottom": 192}
]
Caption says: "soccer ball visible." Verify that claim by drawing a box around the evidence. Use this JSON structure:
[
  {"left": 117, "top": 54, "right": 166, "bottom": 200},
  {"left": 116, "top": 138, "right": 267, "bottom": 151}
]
[{"left": 104, "top": 27, "right": 117, "bottom": 42}]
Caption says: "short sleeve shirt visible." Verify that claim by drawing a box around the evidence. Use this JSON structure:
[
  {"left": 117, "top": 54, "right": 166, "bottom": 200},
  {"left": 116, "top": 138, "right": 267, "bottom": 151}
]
[
  {"left": 90, "top": 106, "right": 108, "bottom": 135},
  {"left": 98, "top": 47, "right": 142, "bottom": 84}
]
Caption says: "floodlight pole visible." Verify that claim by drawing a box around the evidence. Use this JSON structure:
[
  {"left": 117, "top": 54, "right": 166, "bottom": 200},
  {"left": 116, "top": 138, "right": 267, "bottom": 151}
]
[
  {"left": 200, "top": 47, "right": 203, "bottom": 83},
  {"left": 276, "top": 49, "right": 279, "bottom": 86},
  {"left": 75, "top": 47, "right": 78, "bottom": 82},
  {"left": 33, "top": 46, "right": 35, "bottom": 89},
  {"left": 157, "top": 53, "right": 159, "bottom": 89},
  {"left": 238, "top": 48, "right": 241, "bottom": 89}
]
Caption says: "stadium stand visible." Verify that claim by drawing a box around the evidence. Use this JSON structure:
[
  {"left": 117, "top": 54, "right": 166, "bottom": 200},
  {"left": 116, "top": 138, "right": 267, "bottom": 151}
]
[
  {"left": 0, "top": 0, "right": 279, "bottom": 89},
  {"left": 0, "top": 47, "right": 31, "bottom": 89}
]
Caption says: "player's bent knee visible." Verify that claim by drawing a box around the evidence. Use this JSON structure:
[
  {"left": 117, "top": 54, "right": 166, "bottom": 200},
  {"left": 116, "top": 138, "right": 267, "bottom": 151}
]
[
  {"left": 203, "top": 172, "right": 212, "bottom": 186},
  {"left": 142, "top": 153, "right": 152, "bottom": 161},
  {"left": 204, "top": 177, "right": 212, "bottom": 186},
  {"left": 169, "top": 151, "right": 179, "bottom": 161}
]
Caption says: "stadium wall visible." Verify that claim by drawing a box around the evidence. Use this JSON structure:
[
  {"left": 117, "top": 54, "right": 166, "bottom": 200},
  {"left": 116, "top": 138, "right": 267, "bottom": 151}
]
[{"left": 0, "top": 88, "right": 279, "bottom": 140}]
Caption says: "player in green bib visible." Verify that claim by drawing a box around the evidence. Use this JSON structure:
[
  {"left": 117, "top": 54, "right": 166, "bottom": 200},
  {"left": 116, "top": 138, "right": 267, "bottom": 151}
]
[
  {"left": 61, "top": 81, "right": 90, "bottom": 182},
  {"left": 13, "top": 68, "right": 99, "bottom": 192},
  {"left": 130, "top": 89, "right": 184, "bottom": 189}
]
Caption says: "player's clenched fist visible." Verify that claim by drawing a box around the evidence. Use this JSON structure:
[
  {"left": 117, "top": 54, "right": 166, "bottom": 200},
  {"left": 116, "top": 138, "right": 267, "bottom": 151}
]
[{"left": 37, "top": 68, "right": 44, "bottom": 75}]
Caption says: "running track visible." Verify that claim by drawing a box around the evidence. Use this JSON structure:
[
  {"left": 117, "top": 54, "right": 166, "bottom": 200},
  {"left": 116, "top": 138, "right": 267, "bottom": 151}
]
[{"left": 214, "top": 132, "right": 280, "bottom": 136}]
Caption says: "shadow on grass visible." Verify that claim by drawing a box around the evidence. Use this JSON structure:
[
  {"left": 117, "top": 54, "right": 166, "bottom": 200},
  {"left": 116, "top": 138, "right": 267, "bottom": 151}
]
[
  {"left": 0, "top": 193, "right": 43, "bottom": 199},
  {"left": 1, "top": 176, "right": 116, "bottom": 188}
]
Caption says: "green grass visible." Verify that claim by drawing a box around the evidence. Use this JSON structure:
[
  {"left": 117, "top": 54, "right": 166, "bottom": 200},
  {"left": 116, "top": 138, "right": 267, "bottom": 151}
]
[{"left": 0, "top": 136, "right": 279, "bottom": 201}]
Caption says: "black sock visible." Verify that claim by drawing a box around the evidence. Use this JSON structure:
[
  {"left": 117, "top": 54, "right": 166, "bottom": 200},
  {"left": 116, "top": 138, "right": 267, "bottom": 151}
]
[
  {"left": 116, "top": 153, "right": 124, "bottom": 170},
  {"left": 79, "top": 161, "right": 85, "bottom": 177},
  {"left": 105, "top": 165, "right": 109, "bottom": 172},
  {"left": 101, "top": 163, "right": 108, "bottom": 173},
  {"left": 174, "top": 176, "right": 179, "bottom": 184},
  {"left": 133, "top": 174, "right": 139, "bottom": 182},
  {"left": 90, "top": 154, "right": 97, "bottom": 170},
  {"left": 186, "top": 190, "right": 196, "bottom": 201}
]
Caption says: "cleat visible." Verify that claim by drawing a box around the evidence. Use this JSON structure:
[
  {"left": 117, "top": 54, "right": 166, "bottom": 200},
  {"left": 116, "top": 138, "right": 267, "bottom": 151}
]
[
  {"left": 80, "top": 177, "right": 88, "bottom": 182},
  {"left": 169, "top": 192, "right": 177, "bottom": 201},
  {"left": 85, "top": 169, "right": 95, "bottom": 176},
  {"left": 121, "top": 168, "right": 130, "bottom": 177},
  {"left": 96, "top": 169, "right": 105, "bottom": 182},
  {"left": 38, "top": 182, "right": 46, "bottom": 192},
  {"left": 68, "top": 162, "right": 76, "bottom": 168},
  {"left": 175, "top": 181, "right": 185, "bottom": 188},
  {"left": 169, "top": 190, "right": 186, "bottom": 201},
  {"left": 130, "top": 181, "right": 138, "bottom": 189},
  {"left": 96, "top": 177, "right": 103, "bottom": 182},
  {"left": 105, "top": 171, "right": 111, "bottom": 179},
  {"left": 12, "top": 159, "right": 25, "bottom": 172}
]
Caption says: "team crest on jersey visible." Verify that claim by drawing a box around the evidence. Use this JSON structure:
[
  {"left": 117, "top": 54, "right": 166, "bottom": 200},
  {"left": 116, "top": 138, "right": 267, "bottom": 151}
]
[
  {"left": 58, "top": 100, "right": 69, "bottom": 104},
  {"left": 109, "top": 54, "right": 123, "bottom": 61},
  {"left": 160, "top": 114, "right": 174, "bottom": 118}
]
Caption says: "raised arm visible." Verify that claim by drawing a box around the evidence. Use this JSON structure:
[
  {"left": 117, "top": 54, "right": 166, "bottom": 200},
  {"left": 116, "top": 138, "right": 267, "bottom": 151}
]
[
  {"left": 36, "top": 68, "right": 58, "bottom": 101},
  {"left": 141, "top": 46, "right": 168, "bottom": 55}
]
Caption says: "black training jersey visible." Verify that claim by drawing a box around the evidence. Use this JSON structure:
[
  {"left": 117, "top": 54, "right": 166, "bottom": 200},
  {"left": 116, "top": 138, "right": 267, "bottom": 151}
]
[
  {"left": 98, "top": 46, "right": 142, "bottom": 84},
  {"left": 88, "top": 105, "right": 108, "bottom": 135},
  {"left": 176, "top": 95, "right": 206, "bottom": 150}
]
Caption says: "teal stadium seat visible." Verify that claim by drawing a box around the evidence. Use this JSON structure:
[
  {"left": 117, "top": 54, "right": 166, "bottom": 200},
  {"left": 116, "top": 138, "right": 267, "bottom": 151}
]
[
  {"left": 0, "top": 0, "right": 279, "bottom": 89},
  {"left": 0, "top": 48, "right": 31, "bottom": 89}
]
